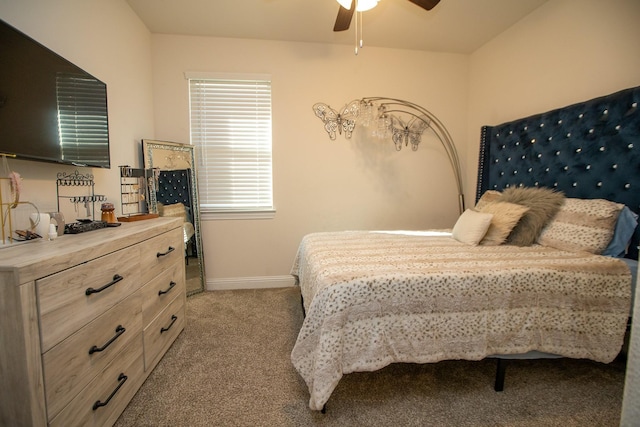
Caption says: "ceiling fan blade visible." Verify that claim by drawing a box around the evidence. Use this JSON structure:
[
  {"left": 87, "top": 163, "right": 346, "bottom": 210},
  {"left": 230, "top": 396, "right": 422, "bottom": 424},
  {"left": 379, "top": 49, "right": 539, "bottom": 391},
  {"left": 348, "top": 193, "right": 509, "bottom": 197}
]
[
  {"left": 334, "top": 4, "right": 355, "bottom": 31},
  {"left": 408, "top": 0, "right": 441, "bottom": 11}
]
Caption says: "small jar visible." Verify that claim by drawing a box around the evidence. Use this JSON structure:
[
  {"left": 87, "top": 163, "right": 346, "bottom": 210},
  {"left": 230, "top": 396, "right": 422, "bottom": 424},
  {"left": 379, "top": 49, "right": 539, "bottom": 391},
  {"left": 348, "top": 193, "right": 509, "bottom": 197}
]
[{"left": 101, "top": 202, "right": 117, "bottom": 224}]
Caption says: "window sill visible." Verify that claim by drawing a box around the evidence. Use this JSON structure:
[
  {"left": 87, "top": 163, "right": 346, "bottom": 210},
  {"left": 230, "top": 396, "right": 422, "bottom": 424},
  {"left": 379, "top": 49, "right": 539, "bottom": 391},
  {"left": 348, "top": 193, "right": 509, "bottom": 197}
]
[{"left": 201, "top": 209, "right": 276, "bottom": 221}]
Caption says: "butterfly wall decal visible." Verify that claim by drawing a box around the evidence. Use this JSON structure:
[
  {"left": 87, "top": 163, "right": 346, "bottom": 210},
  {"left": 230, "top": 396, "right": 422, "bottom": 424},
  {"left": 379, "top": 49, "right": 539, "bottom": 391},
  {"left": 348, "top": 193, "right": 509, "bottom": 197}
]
[
  {"left": 390, "top": 115, "right": 430, "bottom": 151},
  {"left": 312, "top": 100, "right": 360, "bottom": 140}
]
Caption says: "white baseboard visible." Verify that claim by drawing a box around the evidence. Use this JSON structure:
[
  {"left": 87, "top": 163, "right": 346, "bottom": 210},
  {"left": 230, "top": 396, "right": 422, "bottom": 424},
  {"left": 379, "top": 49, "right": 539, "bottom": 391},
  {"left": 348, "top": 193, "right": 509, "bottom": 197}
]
[{"left": 206, "top": 275, "right": 296, "bottom": 291}]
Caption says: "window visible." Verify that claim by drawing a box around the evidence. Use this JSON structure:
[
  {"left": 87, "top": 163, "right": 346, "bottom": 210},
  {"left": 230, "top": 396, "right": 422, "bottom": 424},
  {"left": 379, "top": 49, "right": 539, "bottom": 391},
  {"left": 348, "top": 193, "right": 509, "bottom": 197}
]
[{"left": 187, "top": 73, "right": 273, "bottom": 218}]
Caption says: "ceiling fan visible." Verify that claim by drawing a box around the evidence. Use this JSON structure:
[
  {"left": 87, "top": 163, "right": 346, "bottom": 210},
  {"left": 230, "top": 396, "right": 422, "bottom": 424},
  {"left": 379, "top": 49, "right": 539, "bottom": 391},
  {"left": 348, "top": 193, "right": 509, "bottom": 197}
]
[{"left": 334, "top": 0, "right": 441, "bottom": 31}]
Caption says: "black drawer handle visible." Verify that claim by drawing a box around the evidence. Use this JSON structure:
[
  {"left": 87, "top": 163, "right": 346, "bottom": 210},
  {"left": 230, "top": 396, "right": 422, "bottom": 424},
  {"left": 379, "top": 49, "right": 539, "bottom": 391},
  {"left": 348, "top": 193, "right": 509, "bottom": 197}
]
[
  {"left": 158, "top": 281, "right": 177, "bottom": 296},
  {"left": 86, "top": 274, "right": 123, "bottom": 296},
  {"left": 92, "top": 373, "right": 127, "bottom": 411},
  {"left": 89, "top": 325, "right": 126, "bottom": 355},
  {"left": 156, "top": 246, "right": 175, "bottom": 258},
  {"left": 160, "top": 315, "right": 178, "bottom": 333}
]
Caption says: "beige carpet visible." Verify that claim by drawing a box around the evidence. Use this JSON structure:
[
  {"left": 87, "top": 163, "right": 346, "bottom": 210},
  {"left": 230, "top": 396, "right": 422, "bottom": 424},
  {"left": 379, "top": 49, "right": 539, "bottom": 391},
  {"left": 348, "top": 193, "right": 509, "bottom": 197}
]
[{"left": 115, "top": 288, "right": 626, "bottom": 426}]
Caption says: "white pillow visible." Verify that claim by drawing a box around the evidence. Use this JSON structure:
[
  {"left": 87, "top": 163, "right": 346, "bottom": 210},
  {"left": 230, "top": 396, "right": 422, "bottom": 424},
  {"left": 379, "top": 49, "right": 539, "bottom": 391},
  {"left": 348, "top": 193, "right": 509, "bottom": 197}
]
[{"left": 452, "top": 209, "right": 494, "bottom": 245}]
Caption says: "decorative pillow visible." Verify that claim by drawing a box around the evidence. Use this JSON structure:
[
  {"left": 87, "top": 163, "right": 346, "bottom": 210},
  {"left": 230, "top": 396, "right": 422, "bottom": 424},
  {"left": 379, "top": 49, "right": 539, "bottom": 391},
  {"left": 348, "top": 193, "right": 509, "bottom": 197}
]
[
  {"left": 451, "top": 209, "right": 494, "bottom": 245},
  {"left": 538, "top": 198, "right": 625, "bottom": 254},
  {"left": 158, "top": 202, "right": 188, "bottom": 222},
  {"left": 478, "top": 201, "right": 530, "bottom": 246},
  {"left": 602, "top": 206, "right": 639, "bottom": 257},
  {"left": 497, "top": 187, "right": 565, "bottom": 246},
  {"left": 474, "top": 190, "right": 501, "bottom": 211}
]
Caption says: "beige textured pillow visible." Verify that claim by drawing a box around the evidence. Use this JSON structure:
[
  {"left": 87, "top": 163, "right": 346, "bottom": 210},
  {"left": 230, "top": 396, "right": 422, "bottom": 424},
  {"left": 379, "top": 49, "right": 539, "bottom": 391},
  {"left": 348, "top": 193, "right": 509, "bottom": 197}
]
[
  {"left": 451, "top": 209, "right": 494, "bottom": 245},
  {"left": 475, "top": 190, "right": 501, "bottom": 210},
  {"left": 538, "top": 198, "right": 624, "bottom": 254},
  {"left": 479, "top": 201, "right": 530, "bottom": 246},
  {"left": 158, "top": 202, "right": 188, "bottom": 222},
  {"left": 498, "top": 187, "right": 565, "bottom": 246}
]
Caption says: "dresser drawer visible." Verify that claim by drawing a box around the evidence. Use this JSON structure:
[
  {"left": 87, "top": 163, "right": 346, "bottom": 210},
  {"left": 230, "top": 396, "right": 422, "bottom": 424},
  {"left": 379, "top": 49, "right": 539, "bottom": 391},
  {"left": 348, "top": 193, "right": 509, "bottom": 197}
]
[
  {"left": 37, "top": 244, "right": 142, "bottom": 352},
  {"left": 49, "top": 339, "right": 144, "bottom": 427},
  {"left": 137, "top": 227, "right": 184, "bottom": 286},
  {"left": 141, "top": 260, "right": 185, "bottom": 327},
  {"left": 143, "top": 292, "right": 185, "bottom": 370},
  {"left": 43, "top": 292, "right": 142, "bottom": 420},
  {"left": 0, "top": 217, "right": 183, "bottom": 427}
]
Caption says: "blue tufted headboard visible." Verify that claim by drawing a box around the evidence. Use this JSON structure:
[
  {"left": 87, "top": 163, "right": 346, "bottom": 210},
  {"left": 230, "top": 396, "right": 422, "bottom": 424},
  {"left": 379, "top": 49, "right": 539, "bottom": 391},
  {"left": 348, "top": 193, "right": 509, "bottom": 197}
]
[
  {"left": 156, "top": 169, "right": 194, "bottom": 223},
  {"left": 477, "top": 85, "right": 640, "bottom": 258}
]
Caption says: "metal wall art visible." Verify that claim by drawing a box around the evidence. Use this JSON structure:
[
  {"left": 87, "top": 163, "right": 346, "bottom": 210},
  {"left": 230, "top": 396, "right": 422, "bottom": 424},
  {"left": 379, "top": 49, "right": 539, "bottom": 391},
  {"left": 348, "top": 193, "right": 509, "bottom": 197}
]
[{"left": 312, "top": 97, "right": 465, "bottom": 213}]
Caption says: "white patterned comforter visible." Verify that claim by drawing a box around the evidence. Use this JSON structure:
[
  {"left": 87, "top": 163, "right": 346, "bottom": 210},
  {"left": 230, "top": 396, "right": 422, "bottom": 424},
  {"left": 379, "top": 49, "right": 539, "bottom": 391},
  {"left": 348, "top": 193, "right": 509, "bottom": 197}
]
[{"left": 290, "top": 231, "right": 632, "bottom": 410}]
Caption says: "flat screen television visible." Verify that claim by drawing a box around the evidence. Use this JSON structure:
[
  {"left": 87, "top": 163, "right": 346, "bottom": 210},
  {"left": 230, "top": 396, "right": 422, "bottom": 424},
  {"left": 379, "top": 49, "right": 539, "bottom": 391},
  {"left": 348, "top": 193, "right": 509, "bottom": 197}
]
[{"left": 0, "top": 19, "right": 110, "bottom": 168}]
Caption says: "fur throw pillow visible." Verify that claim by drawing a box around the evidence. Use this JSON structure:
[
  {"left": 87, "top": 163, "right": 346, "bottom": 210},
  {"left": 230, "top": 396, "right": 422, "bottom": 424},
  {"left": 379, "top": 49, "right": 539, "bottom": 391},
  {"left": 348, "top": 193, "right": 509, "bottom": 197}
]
[
  {"left": 497, "top": 187, "right": 565, "bottom": 246},
  {"left": 474, "top": 190, "right": 501, "bottom": 210},
  {"left": 478, "top": 201, "right": 530, "bottom": 246}
]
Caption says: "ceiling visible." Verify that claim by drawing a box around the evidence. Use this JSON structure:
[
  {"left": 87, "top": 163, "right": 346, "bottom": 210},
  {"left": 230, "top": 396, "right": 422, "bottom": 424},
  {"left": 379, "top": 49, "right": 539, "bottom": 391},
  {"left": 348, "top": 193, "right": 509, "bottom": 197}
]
[{"left": 126, "top": 0, "right": 548, "bottom": 53}]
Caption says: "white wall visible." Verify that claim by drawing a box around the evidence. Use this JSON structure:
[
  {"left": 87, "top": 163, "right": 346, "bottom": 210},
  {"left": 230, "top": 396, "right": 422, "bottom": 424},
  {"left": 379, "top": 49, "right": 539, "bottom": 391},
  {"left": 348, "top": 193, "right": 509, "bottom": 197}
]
[
  {"left": 0, "top": 0, "right": 154, "bottom": 225},
  {"left": 467, "top": 0, "right": 640, "bottom": 202},
  {"left": 150, "top": 36, "right": 469, "bottom": 288}
]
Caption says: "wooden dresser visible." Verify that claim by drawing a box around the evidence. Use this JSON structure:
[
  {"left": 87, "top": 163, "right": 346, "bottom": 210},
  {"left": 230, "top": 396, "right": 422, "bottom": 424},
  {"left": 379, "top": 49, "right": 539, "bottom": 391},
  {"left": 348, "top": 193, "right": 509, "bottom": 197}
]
[{"left": 0, "top": 217, "right": 186, "bottom": 426}]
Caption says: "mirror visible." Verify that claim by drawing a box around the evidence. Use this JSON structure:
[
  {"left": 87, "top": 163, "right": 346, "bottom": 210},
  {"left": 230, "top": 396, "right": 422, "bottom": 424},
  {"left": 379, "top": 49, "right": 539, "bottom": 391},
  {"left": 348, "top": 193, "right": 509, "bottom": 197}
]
[{"left": 142, "top": 139, "right": 205, "bottom": 296}]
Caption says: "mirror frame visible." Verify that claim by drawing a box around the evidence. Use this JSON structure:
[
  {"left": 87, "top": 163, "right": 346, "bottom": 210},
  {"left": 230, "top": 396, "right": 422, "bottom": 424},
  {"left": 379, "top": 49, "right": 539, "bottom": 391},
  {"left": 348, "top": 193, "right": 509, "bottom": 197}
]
[{"left": 142, "top": 139, "right": 205, "bottom": 296}]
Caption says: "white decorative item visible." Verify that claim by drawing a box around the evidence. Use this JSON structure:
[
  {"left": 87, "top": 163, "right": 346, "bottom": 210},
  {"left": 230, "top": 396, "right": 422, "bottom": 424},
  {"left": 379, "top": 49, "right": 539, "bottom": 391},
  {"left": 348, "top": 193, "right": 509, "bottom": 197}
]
[
  {"left": 29, "top": 212, "right": 50, "bottom": 239},
  {"left": 48, "top": 223, "right": 57, "bottom": 240}
]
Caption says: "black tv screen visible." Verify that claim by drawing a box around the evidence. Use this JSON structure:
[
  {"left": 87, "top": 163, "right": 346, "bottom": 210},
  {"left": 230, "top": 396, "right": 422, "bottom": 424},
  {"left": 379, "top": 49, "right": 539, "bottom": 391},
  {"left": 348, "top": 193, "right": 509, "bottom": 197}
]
[{"left": 0, "top": 19, "right": 110, "bottom": 168}]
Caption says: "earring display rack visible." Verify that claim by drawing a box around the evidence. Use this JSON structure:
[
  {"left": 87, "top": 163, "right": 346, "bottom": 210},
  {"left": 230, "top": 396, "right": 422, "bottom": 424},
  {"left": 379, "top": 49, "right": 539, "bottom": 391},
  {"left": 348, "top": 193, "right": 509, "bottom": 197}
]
[
  {"left": 56, "top": 170, "right": 105, "bottom": 220},
  {"left": 117, "top": 166, "right": 158, "bottom": 222},
  {"left": 119, "top": 165, "right": 147, "bottom": 216}
]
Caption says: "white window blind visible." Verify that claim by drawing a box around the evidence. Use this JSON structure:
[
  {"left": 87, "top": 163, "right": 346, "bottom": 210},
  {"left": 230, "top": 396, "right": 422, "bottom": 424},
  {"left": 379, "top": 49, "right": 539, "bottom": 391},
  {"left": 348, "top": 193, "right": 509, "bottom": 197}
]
[{"left": 188, "top": 76, "right": 273, "bottom": 214}]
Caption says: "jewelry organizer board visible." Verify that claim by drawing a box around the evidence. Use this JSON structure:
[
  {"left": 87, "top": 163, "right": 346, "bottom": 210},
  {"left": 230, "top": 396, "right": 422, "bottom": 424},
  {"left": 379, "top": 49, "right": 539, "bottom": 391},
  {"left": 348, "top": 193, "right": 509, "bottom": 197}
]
[{"left": 119, "top": 166, "right": 149, "bottom": 217}]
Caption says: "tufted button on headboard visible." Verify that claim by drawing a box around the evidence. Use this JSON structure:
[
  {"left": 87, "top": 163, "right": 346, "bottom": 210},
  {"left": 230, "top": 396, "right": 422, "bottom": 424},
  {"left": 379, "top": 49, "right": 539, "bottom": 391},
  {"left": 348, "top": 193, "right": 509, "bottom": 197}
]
[{"left": 477, "top": 85, "right": 640, "bottom": 258}]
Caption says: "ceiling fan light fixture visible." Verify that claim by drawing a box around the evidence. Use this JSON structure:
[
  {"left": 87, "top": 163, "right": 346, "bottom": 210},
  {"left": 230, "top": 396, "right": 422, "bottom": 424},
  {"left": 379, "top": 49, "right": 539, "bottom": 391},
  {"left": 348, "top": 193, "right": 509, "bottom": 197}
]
[{"left": 336, "top": 0, "right": 379, "bottom": 12}]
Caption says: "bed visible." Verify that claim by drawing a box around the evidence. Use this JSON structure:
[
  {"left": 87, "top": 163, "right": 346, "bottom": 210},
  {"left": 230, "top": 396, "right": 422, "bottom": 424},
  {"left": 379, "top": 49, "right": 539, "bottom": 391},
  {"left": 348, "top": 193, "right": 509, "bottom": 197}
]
[{"left": 291, "top": 85, "right": 640, "bottom": 411}]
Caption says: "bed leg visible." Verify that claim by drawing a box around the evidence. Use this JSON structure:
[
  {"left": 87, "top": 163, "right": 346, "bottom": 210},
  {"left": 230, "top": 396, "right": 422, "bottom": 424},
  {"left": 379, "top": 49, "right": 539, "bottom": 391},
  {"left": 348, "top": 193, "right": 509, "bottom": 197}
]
[
  {"left": 494, "top": 359, "right": 506, "bottom": 392},
  {"left": 321, "top": 404, "right": 326, "bottom": 414}
]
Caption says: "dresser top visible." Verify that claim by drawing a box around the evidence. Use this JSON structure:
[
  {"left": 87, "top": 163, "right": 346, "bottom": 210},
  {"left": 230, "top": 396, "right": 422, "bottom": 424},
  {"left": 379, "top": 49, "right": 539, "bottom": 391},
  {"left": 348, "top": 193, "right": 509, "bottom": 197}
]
[{"left": 0, "top": 217, "right": 182, "bottom": 285}]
